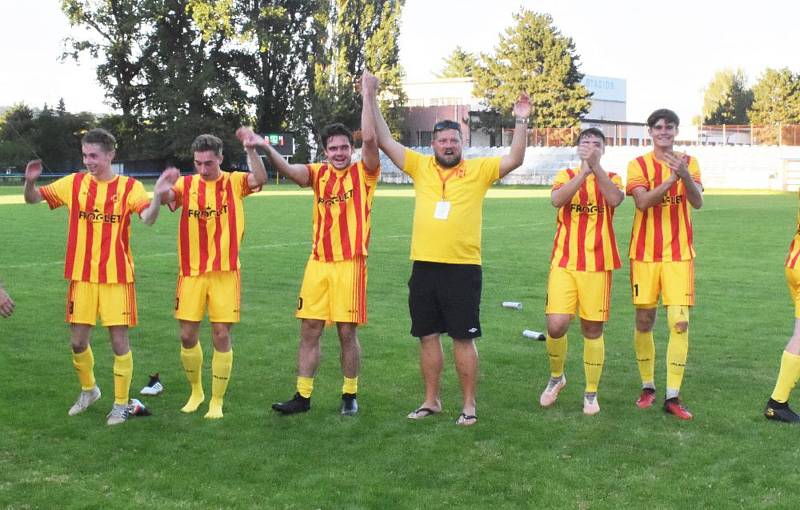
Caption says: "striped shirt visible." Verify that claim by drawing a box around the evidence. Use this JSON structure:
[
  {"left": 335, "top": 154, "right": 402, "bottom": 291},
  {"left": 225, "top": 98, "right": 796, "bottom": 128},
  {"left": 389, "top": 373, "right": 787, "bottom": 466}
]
[
  {"left": 550, "top": 168, "right": 623, "bottom": 271},
  {"left": 626, "top": 152, "right": 703, "bottom": 262},
  {"left": 170, "top": 171, "right": 260, "bottom": 276},
  {"left": 785, "top": 190, "right": 800, "bottom": 268},
  {"left": 40, "top": 173, "right": 150, "bottom": 283},
  {"left": 307, "top": 161, "right": 379, "bottom": 262}
]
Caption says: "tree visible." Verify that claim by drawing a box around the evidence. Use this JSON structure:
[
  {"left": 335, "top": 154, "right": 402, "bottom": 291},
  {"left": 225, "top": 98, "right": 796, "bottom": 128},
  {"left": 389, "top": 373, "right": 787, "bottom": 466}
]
[
  {"left": 436, "top": 46, "right": 478, "bottom": 79},
  {"left": 749, "top": 67, "right": 800, "bottom": 124},
  {"left": 701, "top": 69, "right": 753, "bottom": 125},
  {"left": 311, "top": 0, "right": 406, "bottom": 151},
  {"left": 473, "top": 9, "right": 590, "bottom": 128},
  {"left": 61, "top": 0, "right": 159, "bottom": 144}
]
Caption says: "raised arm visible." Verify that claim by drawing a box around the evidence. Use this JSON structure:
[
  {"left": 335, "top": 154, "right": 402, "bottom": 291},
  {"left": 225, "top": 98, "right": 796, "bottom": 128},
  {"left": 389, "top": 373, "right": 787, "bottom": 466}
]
[
  {"left": 362, "top": 71, "right": 406, "bottom": 170},
  {"left": 499, "top": 93, "right": 532, "bottom": 178},
  {"left": 23, "top": 160, "right": 43, "bottom": 204},
  {"left": 359, "top": 72, "right": 380, "bottom": 173},
  {"left": 235, "top": 127, "right": 269, "bottom": 188},
  {"left": 140, "top": 167, "right": 179, "bottom": 225}
]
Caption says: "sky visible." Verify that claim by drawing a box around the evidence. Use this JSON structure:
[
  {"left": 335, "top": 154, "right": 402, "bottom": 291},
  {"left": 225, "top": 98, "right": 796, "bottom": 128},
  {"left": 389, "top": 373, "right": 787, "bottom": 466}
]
[{"left": 2, "top": 0, "right": 798, "bottom": 126}]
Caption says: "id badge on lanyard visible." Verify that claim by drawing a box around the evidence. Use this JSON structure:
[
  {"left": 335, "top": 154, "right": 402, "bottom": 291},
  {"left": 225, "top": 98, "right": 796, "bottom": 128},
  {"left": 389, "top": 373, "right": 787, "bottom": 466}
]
[{"left": 434, "top": 167, "right": 458, "bottom": 221}]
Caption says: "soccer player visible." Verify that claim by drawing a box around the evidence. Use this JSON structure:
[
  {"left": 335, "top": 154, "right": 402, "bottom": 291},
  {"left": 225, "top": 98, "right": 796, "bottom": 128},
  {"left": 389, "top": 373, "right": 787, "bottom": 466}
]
[
  {"left": 539, "top": 128, "right": 624, "bottom": 415},
  {"left": 158, "top": 130, "right": 268, "bottom": 419},
  {"left": 763, "top": 197, "right": 800, "bottom": 423},
  {"left": 0, "top": 282, "right": 15, "bottom": 318},
  {"left": 23, "top": 128, "right": 170, "bottom": 425},
  {"left": 269, "top": 74, "right": 380, "bottom": 416},
  {"left": 364, "top": 71, "right": 530, "bottom": 426},
  {"left": 627, "top": 109, "right": 703, "bottom": 420}
]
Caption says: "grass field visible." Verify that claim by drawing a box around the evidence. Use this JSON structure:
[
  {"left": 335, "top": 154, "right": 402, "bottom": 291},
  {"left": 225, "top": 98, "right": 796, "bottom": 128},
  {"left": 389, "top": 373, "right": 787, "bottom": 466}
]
[{"left": 1, "top": 184, "right": 799, "bottom": 509}]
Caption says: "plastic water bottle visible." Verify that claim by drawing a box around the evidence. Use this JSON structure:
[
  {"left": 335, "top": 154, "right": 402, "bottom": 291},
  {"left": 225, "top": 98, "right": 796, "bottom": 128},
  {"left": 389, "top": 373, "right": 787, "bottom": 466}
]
[
  {"left": 522, "top": 330, "right": 546, "bottom": 341},
  {"left": 502, "top": 301, "right": 523, "bottom": 310}
]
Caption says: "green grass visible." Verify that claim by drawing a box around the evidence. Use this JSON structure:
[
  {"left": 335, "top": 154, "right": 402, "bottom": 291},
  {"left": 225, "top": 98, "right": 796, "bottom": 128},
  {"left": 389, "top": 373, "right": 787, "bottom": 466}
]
[{"left": 1, "top": 188, "right": 800, "bottom": 509}]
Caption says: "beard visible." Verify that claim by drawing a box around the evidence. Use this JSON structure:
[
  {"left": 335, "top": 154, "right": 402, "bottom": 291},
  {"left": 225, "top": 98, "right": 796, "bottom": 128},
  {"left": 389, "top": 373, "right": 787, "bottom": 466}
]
[{"left": 434, "top": 151, "right": 461, "bottom": 168}]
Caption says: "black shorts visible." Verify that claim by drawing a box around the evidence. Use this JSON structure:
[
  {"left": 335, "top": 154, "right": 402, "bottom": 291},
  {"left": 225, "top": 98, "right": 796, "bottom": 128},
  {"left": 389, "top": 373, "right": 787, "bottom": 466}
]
[{"left": 408, "top": 261, "right": 482, "bottom": 340}]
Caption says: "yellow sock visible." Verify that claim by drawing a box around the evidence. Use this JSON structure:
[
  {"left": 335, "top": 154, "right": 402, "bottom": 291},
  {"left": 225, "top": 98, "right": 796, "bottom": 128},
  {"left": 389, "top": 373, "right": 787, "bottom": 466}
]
[
  {"left": 342, "top": 376, "right": 358, "bottom": 395},
  {"left": 771, "top": 350, "right": 800, "bottom": 403},
  {"left": 205, "top": 349, "right": 232, "bottom": 419},
  {"left": 297, "top": 376, "right": 314, "bottom": 398},
  {"left": 634, "top": 329, "right": 655, "bottom": 386},
  {"left": 113, "top": 351, "right": 133, "bottom": 405},
  {"left": 666, "top": 306, "right": 689, "bottom": 396},
  {"left": 180, "top": 343, "right": 204, "bottom": 413},
  {"left": 72, "top": 346, "right": 96, "bottom": 390},
  {"left": 583, "top": 336, "right": 605, "bottom": 393},
  {"left": 546, "top": 334, "right": 568, "bottom": 378}
]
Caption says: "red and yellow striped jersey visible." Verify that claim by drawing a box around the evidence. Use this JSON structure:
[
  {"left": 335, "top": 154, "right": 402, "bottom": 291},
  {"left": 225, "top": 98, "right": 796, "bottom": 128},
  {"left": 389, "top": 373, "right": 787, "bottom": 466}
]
[
  {"left": 550, "top": 168, "right": 623, "bottom": 271},
  {"left": 626, "top": 152, "right": 703, "bottom": 262},
  {"left": 40, "top": 173, "right": 150, "bottom": 283},
  {"left": 785, "top": 190, "right": 800, "bottom": 268},
  {"left": 170, "top": 171, "right": 260, "bottom": 276},
  {"left": 307, "top": 161, "right": 379, "bottom": 262}
]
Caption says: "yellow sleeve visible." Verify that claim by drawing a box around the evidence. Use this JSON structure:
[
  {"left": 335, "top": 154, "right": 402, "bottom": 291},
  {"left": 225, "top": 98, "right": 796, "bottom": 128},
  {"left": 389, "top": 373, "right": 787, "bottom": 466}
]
[
  {"left": 39, "top": 174, "right": 75, "bottom": 209},
  {"left": 688, "top": 156, "right": 703, "bottom": 188},
  {"left": 626, "top": 159, "right": 648, "bottom": 195},
  {"left": 552, "top": 169, "right": 570, "bottom": 190},
  {"left": 128, "top": 179, "right": 150, "bottom": 214},
  {"left": 610, "top": 172, "right": 624, "bottom": 191}
]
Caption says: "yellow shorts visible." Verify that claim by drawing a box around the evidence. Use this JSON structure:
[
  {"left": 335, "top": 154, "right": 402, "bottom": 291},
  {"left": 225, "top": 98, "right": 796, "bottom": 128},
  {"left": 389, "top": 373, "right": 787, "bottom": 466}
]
[
  {"left": 785, "top": 266, "right": 800, "bottom": 318},
  {"left": 175, "top": 270, "right": 241, "bottom": 323},
  {"left": 630, "top": 259, "right": 695, "bottom": 307},
  {"left": 296, "top": 255, "right": 367, "bottom": 324},
  {"left": 66, "top": 280, "right": 137, "bottom": 327},
  {"left": 545, "top": 266, "right": 612, "bottom": 322}
]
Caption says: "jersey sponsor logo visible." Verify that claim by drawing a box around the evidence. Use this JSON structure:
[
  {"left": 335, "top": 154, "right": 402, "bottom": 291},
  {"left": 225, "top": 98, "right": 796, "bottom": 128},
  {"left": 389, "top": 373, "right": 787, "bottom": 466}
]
[
  {"left": 569, "top": 203, "right": 605, "bottom": 214},
  {"left": 318, "top": 188, "right": 353, "bottom": 206},
  {"left": 661, "top": 195, "right": 684, "bottom": 206},
  {"left": 187, "top": 204, "right": 229, "bottom": 219},
  {"left": 79, "top": 208, "right": 122, "bottom": 223}
]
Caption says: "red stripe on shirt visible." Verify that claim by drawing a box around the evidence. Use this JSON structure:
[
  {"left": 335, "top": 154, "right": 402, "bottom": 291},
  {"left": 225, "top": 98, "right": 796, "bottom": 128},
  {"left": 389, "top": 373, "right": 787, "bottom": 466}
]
[
  {"left": 226, "top": 177, "right": 239, "bottom": 270},
  {"left": 178, "top": 175, "right": 192, "bottom": 276},
  {"left": 64, "top": 173, "right": 86, "bottom": 279},
  {"left": 197, "top": 179, "right": 209, "bottom": 273},
  {"left": 576, "top": 178, "right": 589, "bottom": 271},
  {"left": 81, "top": 178, "right": 99, "bottom": 281},
  {"left": 557, "top": 169, "right": 575, "bottom": 267},
  {"left": 117, "top": 178, "right": 135, "bottom": 283},
  {"left": 593, "top": 178, "right": 606, "bottom": 271},
  {"left": 312, "top": 165, "right": 328, "bottom": 260},
  {"left": 321, "top": 169, "right": 338, "bottom": 262},
  {"left": 212, "top": 178, "right": 224, "bottom": 272},
  {"left": 651, "top": 160, "right": 664, "bottom": 261},
  {"left": 350, "top": 164, "right": 364, "bottom": 257},
  {"left": 336, "top": 174, "right": 352, "bottom": 260},
  {"left": 97, "top": 178, "right": 119, "bottom": 283}
]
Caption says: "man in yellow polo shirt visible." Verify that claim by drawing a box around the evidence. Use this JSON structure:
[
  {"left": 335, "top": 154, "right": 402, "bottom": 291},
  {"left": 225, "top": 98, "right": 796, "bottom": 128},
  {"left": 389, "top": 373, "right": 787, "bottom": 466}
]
[{"left": 363, "top": 71, "right": 531, "bottom": 426}]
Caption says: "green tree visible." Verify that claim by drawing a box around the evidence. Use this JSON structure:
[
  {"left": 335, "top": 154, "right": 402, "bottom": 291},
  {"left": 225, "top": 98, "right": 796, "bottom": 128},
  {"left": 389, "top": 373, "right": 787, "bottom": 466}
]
[
  {"left": 61, "top": 0, "right": 159, "bottom": 143},
  {"left": 749, "top": 67, "right": 800, "bottom": 124},
  {"left": 701, "top": 69, "right": 753, "bottom": 125},
  {"left": 473, "top": 9, "right": 590, "bottom": 128},
  {"left": 436, "top": 46, "right": 478, "bottom": 78},
  {"left": 311, "top": 0, "right": 405, "bottom": 150}
]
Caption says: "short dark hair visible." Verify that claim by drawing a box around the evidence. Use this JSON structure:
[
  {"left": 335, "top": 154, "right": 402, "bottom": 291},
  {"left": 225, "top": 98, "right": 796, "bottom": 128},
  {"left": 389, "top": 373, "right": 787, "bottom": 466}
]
[
  {"left": 81, "top": 128, "right": 116, "bottom": 153},
  {"left": 191, "top": 134, "right": 224, "bottom": 155},
  {"left": 647, "top": 109, "right": 680, "bottom": 128},
  {"left": 577, "top": 127, "right": 606, "bottom": 145},
  {"left": 320, "top": 123, "right": 353, "bottom": 148}
]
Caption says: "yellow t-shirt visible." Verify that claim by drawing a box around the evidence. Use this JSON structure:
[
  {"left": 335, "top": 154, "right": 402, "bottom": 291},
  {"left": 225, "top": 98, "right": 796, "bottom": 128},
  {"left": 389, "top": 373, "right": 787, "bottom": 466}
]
[{"left": 403, "top": 149, "right": 500, "bottom": 265}]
